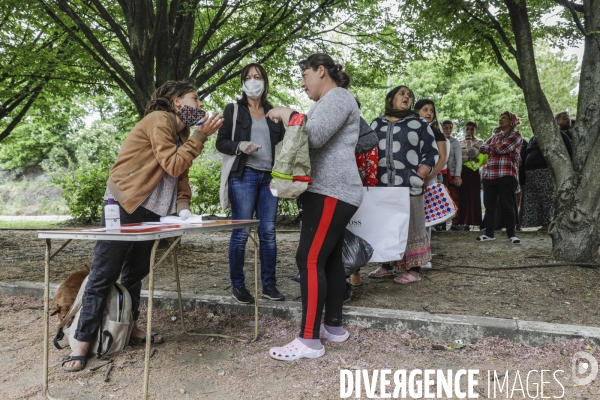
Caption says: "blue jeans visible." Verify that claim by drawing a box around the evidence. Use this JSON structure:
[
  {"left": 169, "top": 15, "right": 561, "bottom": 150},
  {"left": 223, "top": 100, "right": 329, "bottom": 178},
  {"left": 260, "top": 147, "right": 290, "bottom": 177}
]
[{"left": 228, "top": 167, "right": 278, "bottom": 288}]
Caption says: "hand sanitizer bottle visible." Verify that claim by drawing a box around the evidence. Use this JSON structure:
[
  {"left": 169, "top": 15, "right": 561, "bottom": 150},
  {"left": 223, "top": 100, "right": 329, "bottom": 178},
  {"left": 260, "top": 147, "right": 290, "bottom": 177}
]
[{"left": 105, "top": 198, "right": 121, "bottom": 230}]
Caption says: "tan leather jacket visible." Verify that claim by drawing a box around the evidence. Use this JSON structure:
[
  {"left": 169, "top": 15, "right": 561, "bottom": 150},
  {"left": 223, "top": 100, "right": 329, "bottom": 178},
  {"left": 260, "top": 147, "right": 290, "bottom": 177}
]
[{"left": 107, "top": 111, "right": 207, "bottom": 214}]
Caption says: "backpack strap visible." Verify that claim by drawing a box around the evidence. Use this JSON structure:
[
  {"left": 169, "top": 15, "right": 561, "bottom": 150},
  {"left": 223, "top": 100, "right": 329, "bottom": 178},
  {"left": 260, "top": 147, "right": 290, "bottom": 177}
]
[{"left": 53, "top": 276, "right": 89, "bottom": 350}]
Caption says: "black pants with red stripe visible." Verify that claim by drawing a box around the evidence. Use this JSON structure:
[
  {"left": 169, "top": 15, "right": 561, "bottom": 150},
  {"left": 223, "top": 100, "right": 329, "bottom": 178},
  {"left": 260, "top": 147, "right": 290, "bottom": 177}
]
[{"left": 296, "top": 191, "right": 358, "bottom": 339}]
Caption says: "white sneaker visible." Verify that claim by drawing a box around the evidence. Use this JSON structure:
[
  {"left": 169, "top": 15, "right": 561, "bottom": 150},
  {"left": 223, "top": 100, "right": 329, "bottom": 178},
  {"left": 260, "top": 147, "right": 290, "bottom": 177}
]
[
  {"left": 421, "top": 262, "right": 432, "bottom": 269},
  {"left": 319, "top": 324, "right": 349, "bottom": 342},
  {"left": 269, "top": 338, "right": 325, "bottom": 361},
  {"left": 508, "top": 236, "right": 521, "bottom": 244}
]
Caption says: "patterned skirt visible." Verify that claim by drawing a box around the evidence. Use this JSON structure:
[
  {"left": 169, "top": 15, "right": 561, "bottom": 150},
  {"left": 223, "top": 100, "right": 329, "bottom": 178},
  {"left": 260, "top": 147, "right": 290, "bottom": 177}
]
[
  {"left": 522, "top": 168, "right": 555, "bottom": 227},
  {"left": 394, "top": 195, "right": 431, "bottom": 271}
]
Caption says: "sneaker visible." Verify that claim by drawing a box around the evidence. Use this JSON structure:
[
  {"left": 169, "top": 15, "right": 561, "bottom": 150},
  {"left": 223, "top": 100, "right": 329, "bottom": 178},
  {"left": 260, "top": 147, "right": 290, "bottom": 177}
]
[
  {"left": 476, "top": 235, "right": 496, "bottom": 242},
  {"left": 262, "top": 284, "right": 285, "bottom": 301},
  {"left": 449, "top": 224, "right": 460, "bottom": 231},
  {"left": 232, "top": 286, "right": 255, "bottom": 304},
  {"left": 319, "top": 324, "right": 349, "bottom": 342},
  {"left": 343, "top": 282, "right": 352, "bottom": 303},
  {"left": 421, "top": 262, "right": 432, "bottom": 269},
  {"left": 508, "top": 236, "right": 521, "bottom": 244}
]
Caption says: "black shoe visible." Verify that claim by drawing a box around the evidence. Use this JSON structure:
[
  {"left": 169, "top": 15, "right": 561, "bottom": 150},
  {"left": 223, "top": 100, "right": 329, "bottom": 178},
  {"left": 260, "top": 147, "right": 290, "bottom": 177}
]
[
  {"left": 232, "top": 286, "right": 255, "bottom": 304},
  {"left": 289, "top": 270, "right": 301, "bottom": 283},
  {"left": 449, "top": 225, "right": 459, "bottom": 231},
  {"left": 262, "top": 284, "right": 285, "bottom": 301},
  {"left": 343, "top": 282, "right": 352, "bottom": 303}
]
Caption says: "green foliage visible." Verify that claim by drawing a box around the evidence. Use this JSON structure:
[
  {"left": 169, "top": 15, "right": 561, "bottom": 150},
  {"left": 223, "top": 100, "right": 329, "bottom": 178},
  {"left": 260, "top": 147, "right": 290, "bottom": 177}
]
[
  {"left": 46, "top": 121, "right": 123, "bottom": 222},
  {"left": 54, "top": 164, "right": 109, "bottom": 223},
  {"left": 188, "top": 141, "right": 223, "bottom": 216},
  {"left": 353, "top": 44, "right": 579, "bottom": 140}
]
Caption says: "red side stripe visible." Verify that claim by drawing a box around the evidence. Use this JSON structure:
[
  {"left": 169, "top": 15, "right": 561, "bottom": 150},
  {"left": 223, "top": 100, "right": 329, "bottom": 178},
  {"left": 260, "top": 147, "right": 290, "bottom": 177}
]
[{"left": 303, "top": 197, "right": 338, "bottom": 338}]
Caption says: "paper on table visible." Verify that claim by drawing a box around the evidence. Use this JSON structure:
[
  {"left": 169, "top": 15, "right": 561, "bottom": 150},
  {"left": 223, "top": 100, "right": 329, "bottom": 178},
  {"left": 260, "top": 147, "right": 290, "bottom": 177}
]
[{"left": 159, "top": 215, "right": 204, "bottom": 224}]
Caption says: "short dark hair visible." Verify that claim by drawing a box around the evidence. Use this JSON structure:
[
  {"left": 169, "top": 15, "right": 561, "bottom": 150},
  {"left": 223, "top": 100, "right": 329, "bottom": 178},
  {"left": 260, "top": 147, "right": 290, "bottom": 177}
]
[
  {"left": 554, "top": 111, "right": 569, "bottom": 120},
  {"left": 145, "top": 81, "right": 197, "bottom": 116},
  {"left": 239, "top": 63, "right": 271, "bottom": 107},
  {"left": 299, "top": 53, "right": 350, "bottom": 88},
  {"left": 465, "top": 120, "right": 478, "bottom": 130},
  {"left": 441, "top": 120, "right": 453, "bottom": 127}
]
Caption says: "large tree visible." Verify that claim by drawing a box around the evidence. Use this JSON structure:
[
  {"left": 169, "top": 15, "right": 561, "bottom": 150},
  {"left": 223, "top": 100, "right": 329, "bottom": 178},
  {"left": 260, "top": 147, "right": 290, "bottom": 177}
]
[
  {"left": 402, "top": 0, "right": 599, "bottom": 261},
  {"left": 36, "top": 0, "right": 400, "bottom": 117}
]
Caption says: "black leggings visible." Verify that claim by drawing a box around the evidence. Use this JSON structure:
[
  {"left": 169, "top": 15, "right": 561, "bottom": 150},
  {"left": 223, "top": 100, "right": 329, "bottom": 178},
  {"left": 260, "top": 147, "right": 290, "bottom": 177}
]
[
  {"left": 296, "top": 191, "right": 358, "bottom": 339},
  {"left": 483, "top": 177, "right": 518, "bottom": 238}
]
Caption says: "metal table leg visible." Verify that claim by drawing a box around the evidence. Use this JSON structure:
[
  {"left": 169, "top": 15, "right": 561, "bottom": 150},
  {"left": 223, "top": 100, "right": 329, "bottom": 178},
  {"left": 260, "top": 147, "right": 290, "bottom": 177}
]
[{"left": 142, "top": 239, "right": 160, "bottom": 400}]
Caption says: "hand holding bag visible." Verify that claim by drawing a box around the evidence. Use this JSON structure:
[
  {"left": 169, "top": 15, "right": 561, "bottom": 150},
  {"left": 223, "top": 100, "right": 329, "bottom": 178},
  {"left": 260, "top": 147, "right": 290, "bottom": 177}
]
[{"left": 219, "top": 103, "right": 239, "bottom": 211}]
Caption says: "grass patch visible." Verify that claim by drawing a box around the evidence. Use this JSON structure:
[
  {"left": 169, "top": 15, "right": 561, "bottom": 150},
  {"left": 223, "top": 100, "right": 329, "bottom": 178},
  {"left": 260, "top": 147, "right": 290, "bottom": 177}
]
[{"left": 0, "top": 220, "right": 63, "bottom": 229}]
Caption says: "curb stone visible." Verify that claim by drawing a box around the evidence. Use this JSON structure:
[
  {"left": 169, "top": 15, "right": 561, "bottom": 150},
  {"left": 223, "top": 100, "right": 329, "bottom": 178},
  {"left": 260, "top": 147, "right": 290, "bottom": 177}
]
[{"left": 1, "top": 281, "right": 598, "bottom": 346}]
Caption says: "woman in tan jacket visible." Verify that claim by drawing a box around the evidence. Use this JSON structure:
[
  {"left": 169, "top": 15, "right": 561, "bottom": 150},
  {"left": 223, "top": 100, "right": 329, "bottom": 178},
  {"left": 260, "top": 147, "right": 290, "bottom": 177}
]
[
  {"left": 62, "top": 81, "right": 223, "bottom": 372},
  {"left": 455, "top": 121, "right": 484, "bottom": 231}
]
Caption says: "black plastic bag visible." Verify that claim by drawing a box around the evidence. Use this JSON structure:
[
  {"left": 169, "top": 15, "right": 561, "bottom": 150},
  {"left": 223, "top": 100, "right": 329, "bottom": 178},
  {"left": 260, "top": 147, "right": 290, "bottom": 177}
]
[{"left": 342, "top": 229, "right": 374, "bottom": 276}]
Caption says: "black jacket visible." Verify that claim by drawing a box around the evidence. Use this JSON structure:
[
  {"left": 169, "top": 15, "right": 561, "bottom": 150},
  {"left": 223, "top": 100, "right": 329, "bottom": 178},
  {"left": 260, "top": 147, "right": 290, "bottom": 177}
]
[
  {"left": 525, "top": 131, "right": 572, "bottom": 171},
  {"left": 216, "top": 101, "right": 285, "bottom": 178}
]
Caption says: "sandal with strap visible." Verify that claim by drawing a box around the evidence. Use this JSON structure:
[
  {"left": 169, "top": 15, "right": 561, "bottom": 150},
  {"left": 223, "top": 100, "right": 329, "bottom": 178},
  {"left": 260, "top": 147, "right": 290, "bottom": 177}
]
[
  {"left": 368, "top": 266, "right": 395, "bottom": 279},
  {"left": 269, "top": 338, "right": 325, "bottom": 361},
  {"left": 476, "top": 235, "right": 496, "bottom": 242},
  {"left": 394, "top": 272, "right": 421, "bottom": 285},
  {"left": 129, "top": 332, "right": 164, "bottom": 347},
  {"left": 61, "top": 355, "right": 86, "bottom": 372}
]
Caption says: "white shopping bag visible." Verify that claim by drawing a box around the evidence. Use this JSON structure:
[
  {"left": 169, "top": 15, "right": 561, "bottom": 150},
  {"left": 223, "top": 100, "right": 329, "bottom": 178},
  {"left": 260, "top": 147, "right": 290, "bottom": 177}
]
[{"left": 346, "top": 187, "right": 410, "bottom": 263}]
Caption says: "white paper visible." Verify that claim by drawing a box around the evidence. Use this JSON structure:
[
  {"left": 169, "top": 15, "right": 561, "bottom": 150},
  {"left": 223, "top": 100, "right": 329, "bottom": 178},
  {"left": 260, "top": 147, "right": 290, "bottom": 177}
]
[{"left": 159, "top": 215, "right": 204, "bottom": 224}]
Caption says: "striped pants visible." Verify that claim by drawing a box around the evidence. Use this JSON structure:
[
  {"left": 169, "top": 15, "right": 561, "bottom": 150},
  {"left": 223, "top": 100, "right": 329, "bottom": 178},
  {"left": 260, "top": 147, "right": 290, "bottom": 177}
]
[{"left": 296, "top": 191, "right": 358, "bottom": 339}]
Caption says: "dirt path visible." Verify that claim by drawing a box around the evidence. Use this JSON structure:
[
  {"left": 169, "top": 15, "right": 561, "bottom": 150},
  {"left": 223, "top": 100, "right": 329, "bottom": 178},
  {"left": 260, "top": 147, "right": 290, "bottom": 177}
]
[
  {"left": 1, "top": 229, "right": 599, "bottom": 327},
  {"left": 0, "top": 296, "right": 598, "bottom": 399}
]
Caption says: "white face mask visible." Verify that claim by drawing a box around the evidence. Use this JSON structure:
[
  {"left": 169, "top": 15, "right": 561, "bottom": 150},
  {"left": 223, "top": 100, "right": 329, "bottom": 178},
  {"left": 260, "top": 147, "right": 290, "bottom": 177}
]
[{"left": 242, "top": 79, "right": 265, "bottom": 99}]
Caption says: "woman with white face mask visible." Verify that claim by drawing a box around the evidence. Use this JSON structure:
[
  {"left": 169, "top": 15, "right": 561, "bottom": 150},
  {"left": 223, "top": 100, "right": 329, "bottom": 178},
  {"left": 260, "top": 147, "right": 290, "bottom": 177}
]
[{"left": 216, "top": 63, "right": 286, "bottom": 304}]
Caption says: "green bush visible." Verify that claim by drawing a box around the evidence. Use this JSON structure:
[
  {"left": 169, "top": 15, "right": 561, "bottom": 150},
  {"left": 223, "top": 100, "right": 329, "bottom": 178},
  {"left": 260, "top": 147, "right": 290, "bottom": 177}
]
[
  {"left": 188, "top": 153, "right": 223, "bottom": 216},
  {"left": 45, "top": 122, "right": 122, "bottom": 223},
  {"left": 54, "top": 163, "right": 110, "bottom": 223}
]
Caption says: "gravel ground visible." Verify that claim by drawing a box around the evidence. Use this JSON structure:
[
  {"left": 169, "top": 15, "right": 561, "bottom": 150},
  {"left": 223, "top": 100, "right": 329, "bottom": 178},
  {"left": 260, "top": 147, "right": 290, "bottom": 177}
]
[{"left": 0, "top": 295, "right": 598, "bottom": 399}]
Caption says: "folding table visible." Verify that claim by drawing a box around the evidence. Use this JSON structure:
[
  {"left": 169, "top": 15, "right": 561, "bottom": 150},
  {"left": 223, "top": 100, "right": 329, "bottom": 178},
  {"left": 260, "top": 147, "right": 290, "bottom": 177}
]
[{"left": 38, "top": 220, "right": 260, "bottom": 399}]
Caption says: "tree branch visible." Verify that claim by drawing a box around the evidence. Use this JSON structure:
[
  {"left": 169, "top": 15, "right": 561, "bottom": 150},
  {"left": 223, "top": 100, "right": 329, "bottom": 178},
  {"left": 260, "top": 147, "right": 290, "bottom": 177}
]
[
  {"left": 555, "top": 0, "right": 587, "bottom": 35},
  {"left": 482, "top": 33, "right": 522, "bottom": 88}
]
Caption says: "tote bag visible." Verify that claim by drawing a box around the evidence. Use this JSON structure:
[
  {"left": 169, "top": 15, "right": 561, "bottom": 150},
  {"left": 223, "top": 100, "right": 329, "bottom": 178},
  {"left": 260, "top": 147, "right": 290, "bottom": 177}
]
[
  {"left": 270, "top": 113, "right": 312, "bottom": 198},
  {"left": 424, "top": 183, "right": 457, "bottom": 227},
  {"left": 346, "top": 187, "right": 410, "bottom": 263},
  {"left": 219, "top": 103, "right": 239, "bottom": 211}
]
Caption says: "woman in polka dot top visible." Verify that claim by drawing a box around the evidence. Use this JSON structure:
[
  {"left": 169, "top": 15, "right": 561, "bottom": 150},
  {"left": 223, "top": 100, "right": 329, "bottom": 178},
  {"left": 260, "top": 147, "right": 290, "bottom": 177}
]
[{"left": 367, "top": 85, "right": 439, "bottom": 284}]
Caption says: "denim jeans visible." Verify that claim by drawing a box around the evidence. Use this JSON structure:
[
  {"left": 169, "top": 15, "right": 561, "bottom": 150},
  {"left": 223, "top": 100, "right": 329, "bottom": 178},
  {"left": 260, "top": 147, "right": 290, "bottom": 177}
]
[
  {"left": 228, "top": 167, "right": 278, "bottom": 288},
  {"left": 75, "top": 202, "right": 160, "bottom": 342}
]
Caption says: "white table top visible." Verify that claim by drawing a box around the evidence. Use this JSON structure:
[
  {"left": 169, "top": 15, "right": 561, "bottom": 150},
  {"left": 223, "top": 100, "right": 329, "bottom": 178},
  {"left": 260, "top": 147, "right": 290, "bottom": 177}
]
[{"left": 37, "top": 220, "right": 260, "bottom": 242}]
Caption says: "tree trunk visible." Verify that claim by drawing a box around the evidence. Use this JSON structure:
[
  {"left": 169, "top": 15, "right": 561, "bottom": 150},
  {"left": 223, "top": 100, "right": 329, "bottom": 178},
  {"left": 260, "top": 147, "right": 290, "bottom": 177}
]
[{"left": 505, "top": 0, "right": 600, "bottom": 262}]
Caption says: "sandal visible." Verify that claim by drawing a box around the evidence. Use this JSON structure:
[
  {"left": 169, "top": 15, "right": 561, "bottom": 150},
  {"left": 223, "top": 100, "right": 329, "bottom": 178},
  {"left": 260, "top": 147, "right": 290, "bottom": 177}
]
[
  {"left": 61, "top": 355, "right": 86, "bottom": 372},
  {"left": 129, "top": 332, "right": 164, "bottom": 346},
  {"left": 367, "top": 266, "right": 394, "bottom": 279},
  {"left": 269, "top": 338, "right": 325, "bottom": 361},
  {"left": 476, "top": 235, "right": 496, "bottom": 242},
  {"left": 394, "top": 272, "right": 421, "bottom": 285}
]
